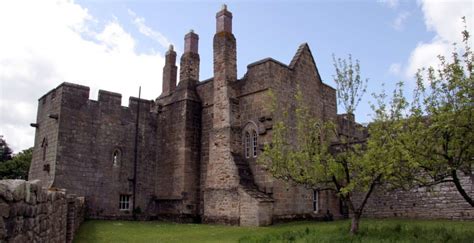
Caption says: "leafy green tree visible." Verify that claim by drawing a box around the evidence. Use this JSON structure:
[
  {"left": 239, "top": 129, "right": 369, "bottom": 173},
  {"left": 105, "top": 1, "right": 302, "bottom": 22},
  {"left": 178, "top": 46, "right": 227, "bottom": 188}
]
[
  {"left": 0, "top": 148, "right": 32, "bottom": 180},
  {"left": 386, "top": 18, "right": 473, "bottom": 206},
  {"left": 258, "top": 55, "right": 401, "bottom": 235},
  {"left": 332, "top": 54, "right": 368, "bottom": 114},
  {"left": 0, "top": 136, "right": 13, "bottom": 162}
]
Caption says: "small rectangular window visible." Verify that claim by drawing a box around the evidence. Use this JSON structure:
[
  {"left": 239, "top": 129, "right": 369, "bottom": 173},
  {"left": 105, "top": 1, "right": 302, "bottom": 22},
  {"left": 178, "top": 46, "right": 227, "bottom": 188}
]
[
  {"left": 119, "top": 195, "right": 131, "bottom": 211},
  {"left": 312, "top": 190, "right": 319, "bottom": 212}
]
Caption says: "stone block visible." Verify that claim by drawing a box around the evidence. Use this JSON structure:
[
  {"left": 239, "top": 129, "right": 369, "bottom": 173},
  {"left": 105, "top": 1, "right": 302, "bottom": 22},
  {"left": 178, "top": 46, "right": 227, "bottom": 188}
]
[
  {"left": 0, "top": 180, "right": 26, "bottom": 202},
  {"left": 0, "top": 202, "right": 9, "bottom": 218}
]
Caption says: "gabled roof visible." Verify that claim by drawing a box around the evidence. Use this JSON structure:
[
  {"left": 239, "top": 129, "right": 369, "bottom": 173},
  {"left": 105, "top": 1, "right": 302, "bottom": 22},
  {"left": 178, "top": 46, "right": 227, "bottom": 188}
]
[{"left": 289, "top": 43, "right": 324, "bottom": 82}]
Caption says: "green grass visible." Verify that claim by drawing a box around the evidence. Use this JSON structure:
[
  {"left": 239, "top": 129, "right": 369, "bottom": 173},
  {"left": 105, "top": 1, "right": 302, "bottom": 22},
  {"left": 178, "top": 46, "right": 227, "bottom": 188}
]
[{"left": 74, "top": 219, "right": 474, "bottom": 243}]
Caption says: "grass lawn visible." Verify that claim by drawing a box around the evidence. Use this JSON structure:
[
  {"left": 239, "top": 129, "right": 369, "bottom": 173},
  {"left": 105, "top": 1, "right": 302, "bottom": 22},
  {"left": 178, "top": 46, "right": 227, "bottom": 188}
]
[{"left": 74, "top": 219, "right": 474, "bottom": 243}]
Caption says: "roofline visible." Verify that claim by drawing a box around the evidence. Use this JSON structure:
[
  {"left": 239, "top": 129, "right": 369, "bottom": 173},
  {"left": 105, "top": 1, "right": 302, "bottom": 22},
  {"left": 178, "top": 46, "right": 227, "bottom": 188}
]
[{"left": 246, "top": 57, "right": 290, "bottom": 69}]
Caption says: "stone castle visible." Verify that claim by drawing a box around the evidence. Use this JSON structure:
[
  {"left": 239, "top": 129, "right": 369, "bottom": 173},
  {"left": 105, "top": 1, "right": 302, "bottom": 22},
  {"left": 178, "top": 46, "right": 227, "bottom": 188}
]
[{"left": 28, "top": 5, "right": 473, "bottom": 227}]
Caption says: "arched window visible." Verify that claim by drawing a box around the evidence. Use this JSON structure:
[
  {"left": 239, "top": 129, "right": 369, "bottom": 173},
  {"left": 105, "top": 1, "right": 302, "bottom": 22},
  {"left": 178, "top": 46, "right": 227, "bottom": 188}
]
[
  {"left": 41, "top": 138, "right": 48, "bottom": 161},
  {"left": 112, "top": 149, "right": 121, "bottom": 166},
  {"left": 244, "top": 132, "right": 250, "bottom": 158},
  {"left": 252, "top": 130, "right": 258, "bottom": 157}
]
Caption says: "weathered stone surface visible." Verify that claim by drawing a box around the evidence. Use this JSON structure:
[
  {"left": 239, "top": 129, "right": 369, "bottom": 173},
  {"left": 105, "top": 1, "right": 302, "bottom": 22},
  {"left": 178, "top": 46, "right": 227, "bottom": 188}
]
[
  {"left": 24, "top": 4, "right": 472, "bottom": 231},
  {"left": 0, "top": 180, "right": 84, "bottom": 243},
  {"left": 0, "top": 180, "right": 25, "bottom": 202}
]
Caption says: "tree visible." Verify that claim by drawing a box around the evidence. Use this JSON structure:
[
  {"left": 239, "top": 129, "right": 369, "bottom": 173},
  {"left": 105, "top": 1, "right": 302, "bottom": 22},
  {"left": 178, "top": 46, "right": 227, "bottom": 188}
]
[
  {"left": 332, "top": 54, "right": 368, "bottom": 115},
  {"left": 0, "top": 148, "right": 33, "bottom": 180},
  {"left": 258, "top": 55, "right": 399, "bottom": 235},
  {"left": 387, "top": 18, "right": 473, "bottom": 206},
  {"left": 0, "top": 136, "right": 13, "bottom": 162}
]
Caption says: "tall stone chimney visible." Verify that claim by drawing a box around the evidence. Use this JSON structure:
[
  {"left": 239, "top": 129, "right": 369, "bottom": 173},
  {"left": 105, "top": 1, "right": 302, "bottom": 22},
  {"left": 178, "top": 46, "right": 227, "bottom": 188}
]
[
  {"left": 204, "top": 4, "right": 240, "bottom": 225},
  {"left": 161, "top": 45, "right": 177, "bottom": 96},
  {"left": 179, "top": 30, "right": 200, "bottom": 82}
]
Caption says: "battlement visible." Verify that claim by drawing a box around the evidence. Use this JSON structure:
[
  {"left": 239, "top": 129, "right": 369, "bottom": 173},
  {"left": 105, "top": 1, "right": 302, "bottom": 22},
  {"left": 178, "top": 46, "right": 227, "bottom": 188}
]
[
  {"left": 98, "top": 90, "right": 121, "bottom": 106},
  {"left": 39, "top": 82, "right": 155, "bottom": 112}
]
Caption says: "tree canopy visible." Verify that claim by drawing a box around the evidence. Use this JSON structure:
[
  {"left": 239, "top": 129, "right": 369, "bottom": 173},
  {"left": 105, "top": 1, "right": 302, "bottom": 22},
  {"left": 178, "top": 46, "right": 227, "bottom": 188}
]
[
  {"left": 379, "top": 17, "right": 473, "bottom": 206},
  {"left": 0, "top": 147, "right": 32, "bottom": 180},
  {"left": 0, "top": 136, "right": 13, "bottom": 163}
]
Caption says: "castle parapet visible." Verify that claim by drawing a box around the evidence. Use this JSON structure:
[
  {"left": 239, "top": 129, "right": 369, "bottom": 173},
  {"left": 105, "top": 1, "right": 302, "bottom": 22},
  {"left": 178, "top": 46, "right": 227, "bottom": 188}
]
[
  {"left": 98, "top": 90, "right": 122, "bottom": 107},
  {"left": 129, "top": 97, "right": 154, "bottom": 111}
]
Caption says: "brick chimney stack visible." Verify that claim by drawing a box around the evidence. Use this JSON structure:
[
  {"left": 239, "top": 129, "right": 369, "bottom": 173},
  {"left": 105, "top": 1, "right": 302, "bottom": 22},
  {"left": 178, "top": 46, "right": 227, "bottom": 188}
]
[
  {"left": 161, "top": 44, "right": 177, "bottom": 96},
  {"left": 204, "top": 4, "right": 240, "bottom": 225},
  {"left": 216, "top": 4, "right": 232, "bottom": 33},
  {"left": 179, "top": 30, "right": 200, "bottom": 82}
]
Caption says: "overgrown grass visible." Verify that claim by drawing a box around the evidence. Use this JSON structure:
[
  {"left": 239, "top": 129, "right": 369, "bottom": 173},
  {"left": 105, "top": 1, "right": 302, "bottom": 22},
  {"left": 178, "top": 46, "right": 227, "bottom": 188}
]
[{"left": 74, "top": 219, "right": 474, "bottom": 243}]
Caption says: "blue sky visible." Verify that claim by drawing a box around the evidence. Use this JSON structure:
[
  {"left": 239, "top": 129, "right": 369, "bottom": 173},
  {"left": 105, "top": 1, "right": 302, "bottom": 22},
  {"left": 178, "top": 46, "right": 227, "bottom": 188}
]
[{"left": 0, "top": 0, "right": 472, "bottom": 151}]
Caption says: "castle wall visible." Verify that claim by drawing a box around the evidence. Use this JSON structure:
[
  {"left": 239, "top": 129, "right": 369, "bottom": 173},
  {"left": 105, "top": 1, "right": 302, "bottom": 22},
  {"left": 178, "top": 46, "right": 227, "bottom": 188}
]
[
  {"left": 196, "top": 80, "right": 213, "bottom": 216},
  {"left": 359, "top": 174, "right": 474, "bottom": 220},
  {"left": 239, "top": 60, "right": 289, "bottom": 194},
  {"left": 29, "top": 87, "right": 64, "bottom": 188},
  {"left": 155, "top": 95, "right": 202, "bottom": 220},
  {"left": 235, "top": 55, "right": 342, "bottom": 221},
  {"left": 31, "top": 83, "right": 158, "bottom": 219}
]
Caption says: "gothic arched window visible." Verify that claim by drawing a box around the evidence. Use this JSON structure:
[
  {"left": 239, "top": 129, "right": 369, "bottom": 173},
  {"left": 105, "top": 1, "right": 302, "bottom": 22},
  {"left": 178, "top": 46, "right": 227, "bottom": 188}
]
[
  {"left": 244, "top": 132, "right": 250, "bottom": 158},
  {"left": 41, "top": 138, "right": 48, "bottom": 161},
  {"left": 252, "top": 130, "right": 258, "bottom": 157}
]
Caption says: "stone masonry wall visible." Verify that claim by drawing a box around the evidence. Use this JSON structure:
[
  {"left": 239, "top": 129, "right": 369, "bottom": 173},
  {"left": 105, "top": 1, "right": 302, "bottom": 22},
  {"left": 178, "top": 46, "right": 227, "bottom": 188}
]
[
  {"left": 30, "top": 82, "right": 158, "bottom": 220},
  {"left": 0, "top": 180, "right": 84, "bottom": 243},
  {"left": 29, "top": 87, "right": 63, "bottom": 188},
  {"left": 360, "top": 173, "right": 474, "bottom": 220}
]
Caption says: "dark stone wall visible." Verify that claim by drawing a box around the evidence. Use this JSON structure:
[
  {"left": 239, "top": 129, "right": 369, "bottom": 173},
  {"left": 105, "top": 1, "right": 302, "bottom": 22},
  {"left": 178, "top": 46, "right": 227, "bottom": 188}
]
[
  {"left": 29, "top": 86, "right": 65, "bottom": 188},
  {"left": 155, "top": 90, "right": 202, "bottom": 220},
  {"left": 0, "top": 180, "right": 85, "bottom": 243},
  {"left": 31, "top": 83, "right": 158, "bottom": 219},
  {"left": 196, "top": 80, "right": 213, "bottom": 216}
]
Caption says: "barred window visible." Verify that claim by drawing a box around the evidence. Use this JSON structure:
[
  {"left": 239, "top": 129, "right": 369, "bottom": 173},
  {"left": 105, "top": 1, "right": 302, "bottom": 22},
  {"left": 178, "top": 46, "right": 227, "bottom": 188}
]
[
  {"left": 313, "top": 190, "right": 319, "bottom": 212},
  {"left": 119, "top": 195, "right": 131, "bottom": 210},
  {"left": 252, "top": 131, "right": 258, "bottom": 157},
  {"left": 245, "top": 132, "right": 250, "bottom": 158}
]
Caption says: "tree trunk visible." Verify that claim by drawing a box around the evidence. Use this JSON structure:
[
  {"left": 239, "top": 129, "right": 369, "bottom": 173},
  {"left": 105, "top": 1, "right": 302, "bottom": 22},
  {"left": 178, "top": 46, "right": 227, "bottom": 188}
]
[
  {"left": 350, "top": 213, "right": 361, "bottom": 235},
  {"left": 451, "top": 169, "right": 474, "bottom": 207}
]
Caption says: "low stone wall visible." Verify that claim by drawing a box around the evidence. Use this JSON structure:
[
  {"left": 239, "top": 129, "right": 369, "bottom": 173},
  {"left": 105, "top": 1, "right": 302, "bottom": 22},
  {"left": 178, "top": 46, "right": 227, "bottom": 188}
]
[
  {"left": 360, "top": 173, "right": 474, "bottom": 220},
  {"left": 0, "top": 180, "right": 85, "bottom": 242}
]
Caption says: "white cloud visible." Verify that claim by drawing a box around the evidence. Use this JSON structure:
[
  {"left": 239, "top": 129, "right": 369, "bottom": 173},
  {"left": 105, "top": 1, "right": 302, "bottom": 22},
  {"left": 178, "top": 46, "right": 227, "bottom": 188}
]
[
  {"left": 405, "top": 0, "right": 472, "bottom": 79},
  {"left": 128, "top": 9, "right": 172, "bottom": 49},
  {"left": 378, "top": 0, "right": 399, "bottom": 9},
  {"left": 0, "top": 0, "right": 167, "bottom": 151},
  {"left": 389, "top": 63, "right": 402, "bottom": 75},
  {"left": 392, "top": 11, "right": 410, "bottom": 31}
]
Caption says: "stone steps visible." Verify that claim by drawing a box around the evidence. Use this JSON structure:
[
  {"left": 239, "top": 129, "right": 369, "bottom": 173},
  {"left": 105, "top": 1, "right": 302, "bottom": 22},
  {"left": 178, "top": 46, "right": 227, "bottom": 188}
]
[{"left": 232, "top": 154, "right": 273, "bottom": 201}]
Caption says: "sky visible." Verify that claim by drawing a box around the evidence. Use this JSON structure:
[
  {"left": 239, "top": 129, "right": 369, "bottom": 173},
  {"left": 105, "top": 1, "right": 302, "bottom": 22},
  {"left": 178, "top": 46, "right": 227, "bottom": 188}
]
[{"left": 0, "top": 0, "right": 472, "bottom": 152}]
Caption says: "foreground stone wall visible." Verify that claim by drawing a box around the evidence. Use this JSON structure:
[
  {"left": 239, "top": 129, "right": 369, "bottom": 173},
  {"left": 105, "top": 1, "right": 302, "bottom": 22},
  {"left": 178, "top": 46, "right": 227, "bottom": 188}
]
[
  {"left": 360, "top": 173, "right": 474, "bottom": 220},
  {"left": 0, "top": 180, "right": 84, "bottom": 242}
]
